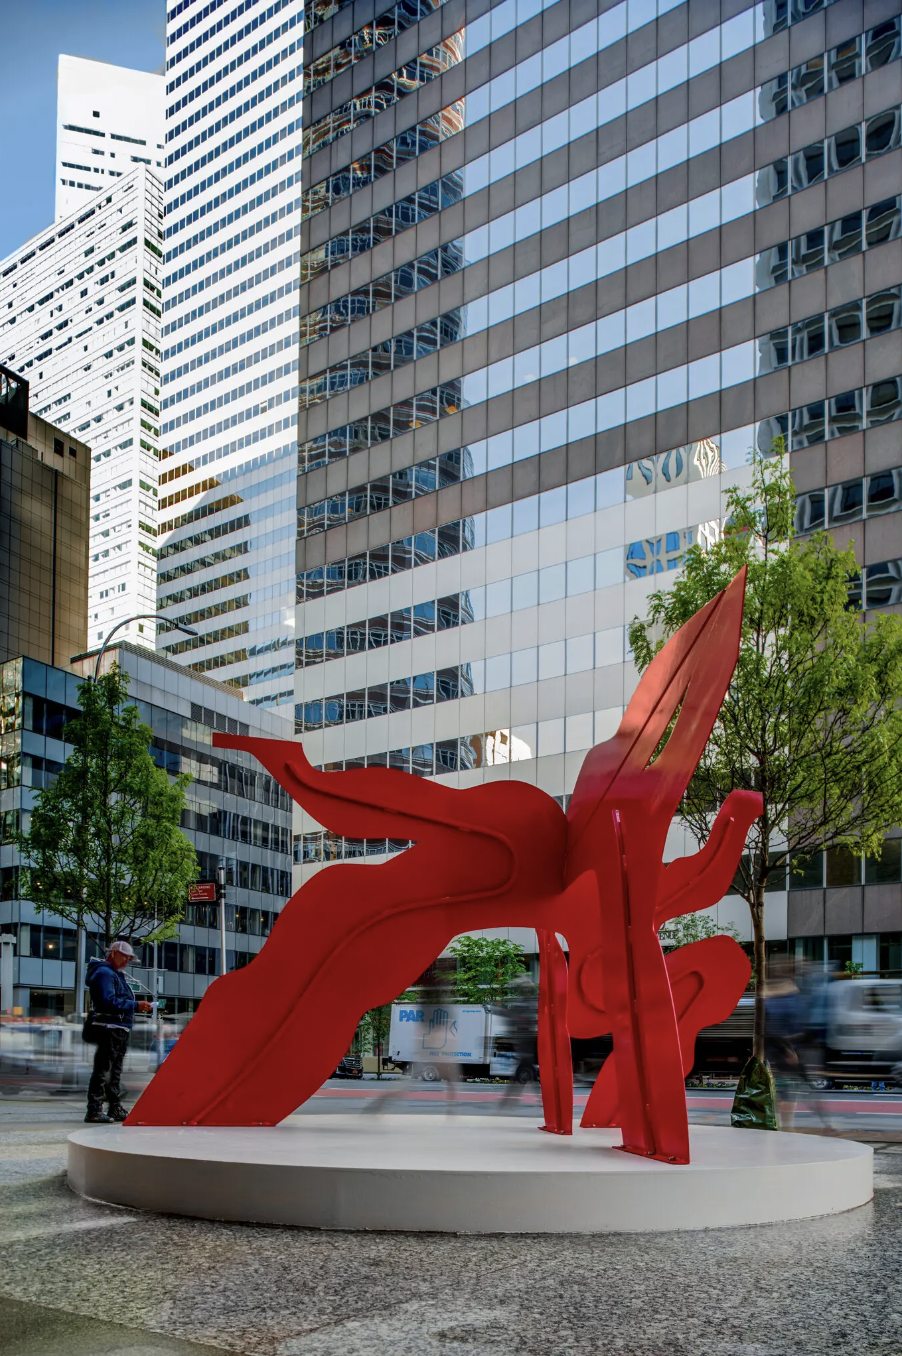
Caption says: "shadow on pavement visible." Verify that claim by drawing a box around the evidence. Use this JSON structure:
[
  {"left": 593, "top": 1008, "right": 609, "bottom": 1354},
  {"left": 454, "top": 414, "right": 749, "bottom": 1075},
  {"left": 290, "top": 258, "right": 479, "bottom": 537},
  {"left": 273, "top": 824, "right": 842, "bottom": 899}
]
[{"left": 0, "top": 1296, "right": 226, "bottom": 1356}]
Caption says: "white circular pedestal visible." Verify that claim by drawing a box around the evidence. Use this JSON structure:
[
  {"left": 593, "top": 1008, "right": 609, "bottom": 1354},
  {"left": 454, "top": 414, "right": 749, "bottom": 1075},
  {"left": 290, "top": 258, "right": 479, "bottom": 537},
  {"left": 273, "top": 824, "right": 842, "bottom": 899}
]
[{"left": 68, "top": 1115, "right": 872, "bottom": 1234}]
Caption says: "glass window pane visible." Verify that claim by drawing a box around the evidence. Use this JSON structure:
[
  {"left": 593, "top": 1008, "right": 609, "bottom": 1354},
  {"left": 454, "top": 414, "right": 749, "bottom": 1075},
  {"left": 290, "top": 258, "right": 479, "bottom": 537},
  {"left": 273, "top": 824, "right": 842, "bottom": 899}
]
[
  {"left": 413, "top": 600, "right": 436, "bottom": 634},
  {"left": 866, "top": 468, "right": 902, "bottom": 517},
  {"left": 512, "top": 496, "right": 539, "bottom": 535},
  {"left": 867, "top": 377, "right": 902, "bottom": 427},
  {"left": 790, "top": 55, "right": 824, "bottom": 107},
  {"left": 826, "top": 212, "right": 862, "bottom": 265},
  {"left": 828, "top": 36, "right": 862, "bottom": 89},
  {"left": 866, "top": 18, "right": 902, "bottom": 73},
  {"left": 789, "top": 852, "right": 823, "bottom": 889},
  {"left": 866, "top": 108, "right": 902, "bottom": 159},
  {"left": 827, "top": 123, "right": 861, "bottom": 176},
  {"left": 755, "top": 240, "right": 789, "bottom": 289},
  {"left": 790, "top": 314, "right": 825, "bottom": 362},
  {"left": 827, "top": 298, "right": 862, "bottom": 348},
  {"left": 865, "top": 838, "right": 902, "bottom": 884},
  {"left": 791, "top": 401, "right": 825, "bottom": 449},
  {"left": 790, "top": 227, "right": 824, "bottom": 277},
  {"left": 538, "top": 641, "right": 565, "bottom": 681},
  {"left": 758, "top": 328, "right": 789, "bottom": 373},
  {"left": 389, "top": 678, "right": 411, "bottom": 712},
  {"left": 865, "top": 559, "right": 902, "bottom": 607},
  {"left": 567, "top": 478, "right": 595, "bottom": 519},
  {"left": 827, "top": 388, "right": 864, "bottom": 439},
  {"left": 790, "top": 141, "right": 825, "bottom": 192},
  {"left": 826, "top": 847, "right": 861, "bottom": 887},
  {"left": 511, "top": 571, "right": 538, "bottom": 610},
  {"left": 866, "top": 285, "right": 902, "bottom": 337},
  {"left": 485, "top": 578, "right": 512, "bottom": 617},
  {"left": 758, "top": 73, "right": 787, "bottom": 121},
  {"left": 511, "top": 647, "right": 538, "bottom": 686},
  {"left": 827, "top": 477, "right": 863, "bottom": 526},
  {"left": 539, "top": 486, "right": 566, "bottom": 527},
  {"left": 539, "top": 563, "right": 566, "bottom": 603},
  {"left": 411, "top": 672, "right": 435, "bottom": 706},
  {"left": 595, "top": 546, "right": 622, "bottom": 587},
  {"left": 485, "top": 654, "right": 511, "bottom": 690},
  {"left": 567, "top": 555, "right": 595, "bottom": 596},
  {"left": 485, "top": 505, "right": 512, "bottom": 543},
  {"left": 865, "top": 197, "right": 902, "bottom": 248},
  {"left": 389, "top": 608, "right": 412, "bottom": 642}
]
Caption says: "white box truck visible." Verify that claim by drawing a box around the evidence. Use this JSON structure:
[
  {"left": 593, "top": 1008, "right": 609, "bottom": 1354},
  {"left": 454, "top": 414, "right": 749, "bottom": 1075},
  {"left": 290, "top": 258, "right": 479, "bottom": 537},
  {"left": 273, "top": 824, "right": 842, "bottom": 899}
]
[{"left": 388, "top": 1002, "right": 538, "bottom": 1082}]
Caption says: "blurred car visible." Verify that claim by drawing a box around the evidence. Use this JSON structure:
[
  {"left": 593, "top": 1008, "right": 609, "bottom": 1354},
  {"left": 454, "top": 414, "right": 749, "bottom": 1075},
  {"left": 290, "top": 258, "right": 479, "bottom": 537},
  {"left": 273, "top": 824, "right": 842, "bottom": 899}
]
[{"left": 332, "top": 1054, "right": 363, "bottom": 1079}]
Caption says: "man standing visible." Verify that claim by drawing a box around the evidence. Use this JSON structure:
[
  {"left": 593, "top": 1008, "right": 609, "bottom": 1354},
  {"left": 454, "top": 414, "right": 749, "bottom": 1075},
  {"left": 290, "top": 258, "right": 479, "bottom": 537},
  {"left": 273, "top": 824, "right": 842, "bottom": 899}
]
[{"left": 85, "top": 940, "right": 151, "bottom": 1123}]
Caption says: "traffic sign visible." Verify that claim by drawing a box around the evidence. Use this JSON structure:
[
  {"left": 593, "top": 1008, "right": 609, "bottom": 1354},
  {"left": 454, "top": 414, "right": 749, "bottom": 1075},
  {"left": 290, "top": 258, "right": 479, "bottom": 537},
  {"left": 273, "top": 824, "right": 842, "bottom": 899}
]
[{"left": 189, "top": 881, "right": 218, "bottom": 903}]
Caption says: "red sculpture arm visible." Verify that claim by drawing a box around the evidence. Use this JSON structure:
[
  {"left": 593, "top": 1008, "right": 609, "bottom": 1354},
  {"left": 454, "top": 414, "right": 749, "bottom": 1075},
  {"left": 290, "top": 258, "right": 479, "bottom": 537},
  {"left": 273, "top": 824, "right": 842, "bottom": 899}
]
[
  {"left": 580, "top": 935, "right": 751, "bottom": 1127},
  {"left": 562, "top": 569, "right": 759, "bottom": 1162},
  {"left": 129, "top": 747, "right": 567, "bottom": 1127},
  {"left": 536, "top": 930, "right": 572, "bottom": 1135},
  {"left": 655, "top": 789, "right": 762, "bottom": 927}
]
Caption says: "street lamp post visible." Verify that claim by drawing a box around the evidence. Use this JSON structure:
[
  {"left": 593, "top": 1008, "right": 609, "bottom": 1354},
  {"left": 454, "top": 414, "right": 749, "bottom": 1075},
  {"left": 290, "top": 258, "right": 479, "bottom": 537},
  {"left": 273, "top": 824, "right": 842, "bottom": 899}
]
[
  {"left": 73, "top": 614, "right": 199, "bottom": 1015},
  {"left": 92, "top": 614, "right": 199, "bottom": 683},
  {"left": 217, "top": 864, "right": 228, "bottom": 978}
]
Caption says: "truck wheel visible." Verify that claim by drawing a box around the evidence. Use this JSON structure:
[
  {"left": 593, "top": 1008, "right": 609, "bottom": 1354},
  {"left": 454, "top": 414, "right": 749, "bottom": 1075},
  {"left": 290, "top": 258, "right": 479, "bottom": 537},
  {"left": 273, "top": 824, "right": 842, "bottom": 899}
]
[
  {"left": 809, "top": 1076, "right": 833, "bottom": 1091},
  {"left": 419, "top": 1064, "right": 442, "bottom": 1083},
  {"left": 515, "top": 1065, "right": 534, "bottom": 1084}
]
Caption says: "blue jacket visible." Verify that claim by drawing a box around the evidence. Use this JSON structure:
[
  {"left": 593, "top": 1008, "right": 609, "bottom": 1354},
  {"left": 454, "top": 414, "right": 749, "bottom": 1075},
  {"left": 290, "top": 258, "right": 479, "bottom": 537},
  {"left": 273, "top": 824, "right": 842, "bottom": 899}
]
[{"left": 87, "top": 958, "right": 138, "bottom": 1031}]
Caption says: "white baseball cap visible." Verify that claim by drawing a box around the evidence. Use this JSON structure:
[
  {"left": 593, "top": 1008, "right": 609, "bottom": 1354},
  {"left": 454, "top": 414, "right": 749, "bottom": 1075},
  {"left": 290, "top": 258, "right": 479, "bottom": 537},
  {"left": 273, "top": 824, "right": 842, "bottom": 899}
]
[{"left": 107, "top": 940, "right": 136, "bottom": 958}]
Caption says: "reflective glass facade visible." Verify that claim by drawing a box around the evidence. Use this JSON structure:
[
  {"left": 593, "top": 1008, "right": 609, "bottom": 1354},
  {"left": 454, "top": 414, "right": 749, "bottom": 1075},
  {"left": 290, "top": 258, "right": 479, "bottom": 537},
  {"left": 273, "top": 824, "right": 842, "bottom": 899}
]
[
  {"left": 298, "top": 0, "right": 902, "bottom": 958},
  {"left": 157, "top": 0, "right": 303, "bottom": 713}
]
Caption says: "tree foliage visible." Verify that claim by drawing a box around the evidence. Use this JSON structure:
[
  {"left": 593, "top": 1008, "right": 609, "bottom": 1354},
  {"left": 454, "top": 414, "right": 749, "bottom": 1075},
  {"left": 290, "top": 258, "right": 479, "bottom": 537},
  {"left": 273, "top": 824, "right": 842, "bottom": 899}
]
[
  {"left": 17, "top": 665, "right": 198, "bottom": 947},
  {"left": 629, "top": 452, "right": 902, "bottom": 1055},
  {"left": 449, "top": 935, "right": 527, "bottom": 1004},
  {"left": 355, "top": 1003, "right": 393, "bottom": 1076},
  {"left": 658, "top": 912, "right": 741, "bottom": 953}
]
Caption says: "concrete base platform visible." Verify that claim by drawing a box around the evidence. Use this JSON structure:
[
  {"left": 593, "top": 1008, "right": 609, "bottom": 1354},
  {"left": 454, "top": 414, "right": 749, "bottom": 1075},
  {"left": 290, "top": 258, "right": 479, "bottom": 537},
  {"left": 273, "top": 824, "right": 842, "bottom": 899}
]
[{"left": 67, "top": 1116, "right": 873, "bottom": 1234}]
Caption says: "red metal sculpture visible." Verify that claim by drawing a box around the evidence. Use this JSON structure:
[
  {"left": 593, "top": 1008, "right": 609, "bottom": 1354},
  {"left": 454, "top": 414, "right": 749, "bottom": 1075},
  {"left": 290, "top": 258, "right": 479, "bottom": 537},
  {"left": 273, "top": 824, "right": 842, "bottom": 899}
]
[{"left": 129, "top": 569, "right": 761, "bottom": 1163}]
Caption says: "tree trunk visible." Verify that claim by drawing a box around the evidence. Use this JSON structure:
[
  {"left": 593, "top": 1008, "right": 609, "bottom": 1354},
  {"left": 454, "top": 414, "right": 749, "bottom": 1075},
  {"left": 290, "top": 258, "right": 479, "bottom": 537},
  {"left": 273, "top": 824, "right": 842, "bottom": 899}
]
[{"left": 751, "top": 883, "right": 767, "bottom": 1063}]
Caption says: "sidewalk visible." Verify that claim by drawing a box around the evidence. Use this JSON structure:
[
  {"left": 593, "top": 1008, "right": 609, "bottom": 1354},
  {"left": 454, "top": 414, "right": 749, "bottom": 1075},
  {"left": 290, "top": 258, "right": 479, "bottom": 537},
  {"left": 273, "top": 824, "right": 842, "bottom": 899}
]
[{"left": 1, "top": 1099, "right": 900, "bottom": 1356}]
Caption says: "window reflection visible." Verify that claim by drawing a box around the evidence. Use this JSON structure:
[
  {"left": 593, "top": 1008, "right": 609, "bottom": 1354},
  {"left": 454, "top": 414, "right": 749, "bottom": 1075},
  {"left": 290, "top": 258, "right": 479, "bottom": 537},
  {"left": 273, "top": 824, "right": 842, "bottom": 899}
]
[
  {"left": 624, "top": 439, "right": 722, "bottom": 499},
  {"left": 828, "top": 478, "right": 864, "bottom": 525},
  {"left": 794, "top": 491, "right": 825, "bottom": 534},
  {"left": 866, "top": 469, "right": 902, "bottom": 516}
]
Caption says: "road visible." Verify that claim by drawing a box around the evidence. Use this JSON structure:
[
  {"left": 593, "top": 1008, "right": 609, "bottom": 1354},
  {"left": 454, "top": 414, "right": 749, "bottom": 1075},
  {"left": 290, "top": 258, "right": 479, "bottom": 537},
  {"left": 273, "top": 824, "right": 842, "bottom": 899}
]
[
  {"left": 5, "top": 1074, "right": 902, "bottom": 1136},
  {"left": 298, "top": 1077, "right": 902, "bottom": 1138}
]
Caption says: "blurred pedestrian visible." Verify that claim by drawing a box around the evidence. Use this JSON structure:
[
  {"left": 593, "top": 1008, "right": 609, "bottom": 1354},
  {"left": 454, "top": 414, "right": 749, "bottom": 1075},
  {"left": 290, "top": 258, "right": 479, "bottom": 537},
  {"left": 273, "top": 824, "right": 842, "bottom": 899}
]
[
  {"left": 766, "top": 957, "right": 833, "bottom": 1132},
  {"left": 764, "top": 958, "right": 805, "bottom": 1129},
  {"left": 85, "top": 940, "right": 151, "bottom": 1123}
]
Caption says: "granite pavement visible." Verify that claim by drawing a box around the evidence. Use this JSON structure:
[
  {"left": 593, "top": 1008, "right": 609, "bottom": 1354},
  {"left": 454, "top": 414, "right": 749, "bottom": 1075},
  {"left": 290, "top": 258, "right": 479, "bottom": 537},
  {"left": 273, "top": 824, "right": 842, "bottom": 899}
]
[{"left": 1, "top": 1101, "right": 900, "bottom": 1356}]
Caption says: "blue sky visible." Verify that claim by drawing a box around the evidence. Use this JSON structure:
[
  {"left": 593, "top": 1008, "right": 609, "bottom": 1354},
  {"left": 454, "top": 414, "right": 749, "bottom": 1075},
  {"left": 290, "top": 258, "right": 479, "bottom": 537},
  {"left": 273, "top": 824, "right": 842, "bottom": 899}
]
[{"left": 0, "top": 0, "right": 165, "bottom": 260}]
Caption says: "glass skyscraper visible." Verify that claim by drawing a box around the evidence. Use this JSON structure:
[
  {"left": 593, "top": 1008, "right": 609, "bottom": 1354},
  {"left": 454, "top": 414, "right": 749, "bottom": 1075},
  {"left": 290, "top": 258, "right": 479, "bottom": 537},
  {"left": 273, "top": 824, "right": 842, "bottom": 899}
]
[
  {"left": 296, "top": 0, "right": 902, "bottom": 966},
  {"left": 156, "top": 0, "right": 304, "bottom": 714}
]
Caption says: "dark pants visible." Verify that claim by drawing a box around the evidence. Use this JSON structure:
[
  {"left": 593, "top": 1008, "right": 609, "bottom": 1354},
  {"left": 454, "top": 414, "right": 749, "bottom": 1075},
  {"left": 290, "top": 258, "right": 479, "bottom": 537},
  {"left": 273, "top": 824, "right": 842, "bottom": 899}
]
[{"left": 87, "top": 1028, "right": 129, "bottom": 1110}]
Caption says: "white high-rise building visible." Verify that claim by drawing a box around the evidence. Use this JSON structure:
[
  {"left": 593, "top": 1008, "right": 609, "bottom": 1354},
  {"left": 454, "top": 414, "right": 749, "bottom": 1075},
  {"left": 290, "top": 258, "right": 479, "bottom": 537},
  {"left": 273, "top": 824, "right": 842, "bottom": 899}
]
[
  {"left": 0, "top": 168, "right": 165, "bottom": 651},
  {"left": 56, "top": 56, "right": 165, "bottom": 221},
  {"left": 154, "top": 0, "right": 302, "bottom": 714}
]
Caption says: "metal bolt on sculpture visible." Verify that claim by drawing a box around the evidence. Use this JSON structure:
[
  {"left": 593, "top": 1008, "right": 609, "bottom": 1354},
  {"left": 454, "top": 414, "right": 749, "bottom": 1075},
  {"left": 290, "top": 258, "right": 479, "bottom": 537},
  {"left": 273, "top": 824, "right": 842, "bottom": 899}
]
[{"left": 129, "top": 569, "right": 762, "bottom": 1164}]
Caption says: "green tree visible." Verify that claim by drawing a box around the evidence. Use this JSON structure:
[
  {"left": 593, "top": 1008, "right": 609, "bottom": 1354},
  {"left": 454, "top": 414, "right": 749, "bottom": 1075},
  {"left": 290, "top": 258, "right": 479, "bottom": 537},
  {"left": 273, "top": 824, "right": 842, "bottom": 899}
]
[
  {"left": 17, "top": 665, "right": 198, "bottom": 948},
  {"left": 658, "top": 912, "right": 741, "bottom": 953},
  {"left": 629, "top": 451, "right": 902, "bottom": 1062},
  {"left": 355, "top": 1003, "right": 393, "bottom": 1077},
  {"left": 449, "top": 935, "right": 527, "bottom": 1004}
]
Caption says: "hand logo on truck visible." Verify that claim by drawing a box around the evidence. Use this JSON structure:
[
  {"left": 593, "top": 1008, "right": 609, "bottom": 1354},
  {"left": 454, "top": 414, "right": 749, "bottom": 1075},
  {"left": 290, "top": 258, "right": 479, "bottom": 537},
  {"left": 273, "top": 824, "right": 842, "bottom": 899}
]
[
  {"left": 424, "top": 1009, "right": 457, "bottom": 1051},
  {"left": 129, "top": 572, "right": 761, "bottom": 1165}
]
